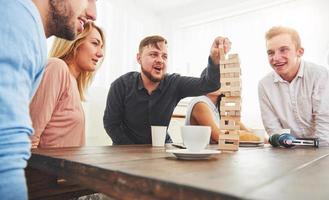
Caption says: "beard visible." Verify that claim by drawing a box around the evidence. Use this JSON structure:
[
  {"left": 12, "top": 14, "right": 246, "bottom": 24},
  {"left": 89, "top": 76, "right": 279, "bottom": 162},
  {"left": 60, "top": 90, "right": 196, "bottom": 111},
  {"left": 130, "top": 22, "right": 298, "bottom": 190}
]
[
  {"left": 141, "top": 66, "right": 165, "bottom": 83},
  {"left": 48, "top": 0, "right": 76, "bottom": 40}
]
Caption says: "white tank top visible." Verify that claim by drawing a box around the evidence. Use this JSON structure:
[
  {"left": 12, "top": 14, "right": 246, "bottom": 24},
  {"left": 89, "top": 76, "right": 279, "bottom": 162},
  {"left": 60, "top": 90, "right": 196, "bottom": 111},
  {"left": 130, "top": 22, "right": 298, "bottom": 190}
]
[{"left": 185, "top": 96, "right": 220, "bottom": 127}]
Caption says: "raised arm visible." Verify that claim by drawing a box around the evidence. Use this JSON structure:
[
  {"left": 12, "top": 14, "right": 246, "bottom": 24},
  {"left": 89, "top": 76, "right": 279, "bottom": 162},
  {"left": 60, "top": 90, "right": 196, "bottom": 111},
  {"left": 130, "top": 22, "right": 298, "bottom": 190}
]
[{"left": 177, "top": 36, "right": 232, "bottom": 98}]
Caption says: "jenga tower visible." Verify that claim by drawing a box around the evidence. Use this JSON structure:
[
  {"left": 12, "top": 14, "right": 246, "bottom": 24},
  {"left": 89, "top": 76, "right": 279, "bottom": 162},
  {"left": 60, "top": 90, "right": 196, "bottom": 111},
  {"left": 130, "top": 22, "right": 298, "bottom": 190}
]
[{"left": 218, "top": 53, "right": 241, "bottom": 151}]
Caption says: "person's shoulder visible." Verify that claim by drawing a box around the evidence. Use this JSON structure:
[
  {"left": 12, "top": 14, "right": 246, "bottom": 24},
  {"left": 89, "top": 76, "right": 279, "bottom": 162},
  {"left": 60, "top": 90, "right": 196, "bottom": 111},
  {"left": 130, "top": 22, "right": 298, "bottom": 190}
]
[
  {"left": 190, "top": 96, "right": 208, "bottom": 103},
  {"left": 45, "top": 58, "right": 70, "bottom": 77},
  {"left": 304, "top": 61, "right": 329, "bottom": 75},
  {"left": 189, "top": 96, "right": 209, "bottom": 107},
  {"left": 112, "top": 71, "right": 139, "bottom": 85},
  {"left": 2, "top": 0, "right": 41, "bottom": 25},
  {"left": 259, "top": 71, "right": 275, "bottom": 86},
  {"left": 115, "top": 71, "right": 139, "bottom": 81},
  {"left": 47, "top": 58, "right": 69, "bottom": 70}
]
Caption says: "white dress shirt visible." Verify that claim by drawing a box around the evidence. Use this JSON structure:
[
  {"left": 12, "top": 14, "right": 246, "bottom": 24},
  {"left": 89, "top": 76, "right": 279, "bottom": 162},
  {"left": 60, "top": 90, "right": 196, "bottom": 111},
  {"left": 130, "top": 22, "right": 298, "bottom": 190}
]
[{"left": 258, "top": 60, "right": 329, "bottom": 146}]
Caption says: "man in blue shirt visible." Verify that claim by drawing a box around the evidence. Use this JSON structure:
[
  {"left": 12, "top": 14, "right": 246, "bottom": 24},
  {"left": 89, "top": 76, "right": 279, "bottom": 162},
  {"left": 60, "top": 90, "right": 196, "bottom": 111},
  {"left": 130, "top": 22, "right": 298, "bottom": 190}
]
[{"left": 0, "top": 0, "right": 97, "bottom": 199}]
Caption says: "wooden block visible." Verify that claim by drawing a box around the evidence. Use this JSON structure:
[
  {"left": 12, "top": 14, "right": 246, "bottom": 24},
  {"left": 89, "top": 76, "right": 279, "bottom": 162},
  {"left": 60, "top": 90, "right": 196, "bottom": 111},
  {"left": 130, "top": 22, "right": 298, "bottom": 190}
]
[
  {"left": 229, "top": 110, "right": 236, "bottom": 116},
  {"left": 221, "top": 71, "right": 241, "bottom": 78},
  {"left": 234, "top": 72, "right": 241, "bottom": 77},
  {"left": 231, "top": 91, "right": 241, "bottom": 96},
  {"left": 220, "top": 111, "right": 240, "bottom": 117},
  {"left": 221, "top": 97, "right": 241, "bottom": 104},
  {"left": 220, "top": 64, "right": 240, "bottom": 71},
  {"left": 228, "top": 54, "right": 239, "bottom": 59},
  {"left": 218, "top": 132, "right": 239, "bottom": 151},
  {"left": 220, "top": 57, "right": 240, "bottom": 65},
  {"left": 220, "top": 105, "right": 241, "bottom": 111},
  {"left": 220, "top": 80, "right": 241, "bottom": 88},
  {"left": 221, "top": 124, "right": 240, "bottom": 130},
  {"left": 220, "top": 118, "right": 240, "bottom": 130},
  {"left": 220, "top": 116, "right": 241, "bottom": 122},
  {"left": 223, "top": 91, "right": 241, "bottom": 97},
  {"left": 220, "top": 67, "right": 241, "bottom": 74},
  {"left": 220, "top": 77, "right": 241, "bottom": 83},
  {"left": 227, "top": 130, "right": 239, "bottom": 134},
  {"left": 220, "top": 86, "right": 241, "bottom": 92},
  {"left": 220, "top": 80, "right": 241, "bottom": 90},
  {"left": 226, "top": 63, "right": 240, "bottom": 68},
  {"left": 235, "top": 111, "right": 241, "bottom": 116}
]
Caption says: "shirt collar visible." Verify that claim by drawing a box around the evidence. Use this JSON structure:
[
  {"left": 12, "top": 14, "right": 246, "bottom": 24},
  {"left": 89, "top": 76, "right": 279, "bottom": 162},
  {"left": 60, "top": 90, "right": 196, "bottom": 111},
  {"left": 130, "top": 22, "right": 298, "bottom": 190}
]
[
  {"left": 273, "top": 59, "right": 304, "bottom": 83},
  {"left": 137, "top": 73, "right": 165, "bottom": 91},
  {"left": 137, "top": 74, "right": 144, "bottom": 90}
]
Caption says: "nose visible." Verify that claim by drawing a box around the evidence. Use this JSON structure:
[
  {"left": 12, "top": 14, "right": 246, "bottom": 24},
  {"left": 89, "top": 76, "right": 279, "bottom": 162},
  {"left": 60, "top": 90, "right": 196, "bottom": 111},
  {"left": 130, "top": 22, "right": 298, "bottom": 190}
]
[
  {"left": 155, "top": 55, "right": 165, "bottom": 64},
  {"left": 97, "top": 48, "right": 104, "bottom": 58},
  {"left": 272, "top": 51, "right": 281, "bottom": 61},
  {"left": 86, "top": 0, "right": 97, "bottom": 21}
]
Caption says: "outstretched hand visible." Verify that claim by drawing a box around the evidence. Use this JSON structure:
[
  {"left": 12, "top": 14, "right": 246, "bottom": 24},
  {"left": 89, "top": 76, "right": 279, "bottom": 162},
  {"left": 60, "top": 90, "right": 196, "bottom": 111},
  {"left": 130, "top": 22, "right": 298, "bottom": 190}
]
[{"left": 210, "top": 36, "right": 231, "bottom": 65}]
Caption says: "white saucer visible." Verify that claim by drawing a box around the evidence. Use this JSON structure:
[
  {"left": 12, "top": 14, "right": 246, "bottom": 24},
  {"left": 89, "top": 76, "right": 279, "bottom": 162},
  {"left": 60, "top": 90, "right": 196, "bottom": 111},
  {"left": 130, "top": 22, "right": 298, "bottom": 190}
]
[{"left": 166, "top": 149, "right": 221, "bottom": 160}]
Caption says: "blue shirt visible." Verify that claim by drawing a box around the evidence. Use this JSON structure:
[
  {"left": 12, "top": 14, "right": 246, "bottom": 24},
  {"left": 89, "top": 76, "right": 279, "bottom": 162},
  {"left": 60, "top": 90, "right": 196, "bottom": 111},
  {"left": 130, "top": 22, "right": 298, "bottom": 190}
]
[{"left": 0, "top": 0, "right": 47, "bottom": 172}]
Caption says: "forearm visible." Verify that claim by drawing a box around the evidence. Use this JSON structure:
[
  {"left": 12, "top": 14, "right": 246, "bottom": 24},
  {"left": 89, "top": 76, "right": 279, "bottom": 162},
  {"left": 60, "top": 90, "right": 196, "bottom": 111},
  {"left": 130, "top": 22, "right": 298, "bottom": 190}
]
[
  {"left": 178, "top": 57, "right": 220, "bottom": 98},
  {"left": 314, "top": 112, "right": 329, "bottom": 146},
  {"left": 104, "top": 121, "right": 134, "bottom": 145},
  {"left": 202, "top": 57, "right": 221, "bottom": 92}
]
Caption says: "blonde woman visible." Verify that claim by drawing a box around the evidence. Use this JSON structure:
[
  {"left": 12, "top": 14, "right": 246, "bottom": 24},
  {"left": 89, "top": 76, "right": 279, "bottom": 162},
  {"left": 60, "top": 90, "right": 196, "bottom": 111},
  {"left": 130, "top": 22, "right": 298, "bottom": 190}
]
[{"left": 30, "top": 22, "right": 105, "bottom": 148}]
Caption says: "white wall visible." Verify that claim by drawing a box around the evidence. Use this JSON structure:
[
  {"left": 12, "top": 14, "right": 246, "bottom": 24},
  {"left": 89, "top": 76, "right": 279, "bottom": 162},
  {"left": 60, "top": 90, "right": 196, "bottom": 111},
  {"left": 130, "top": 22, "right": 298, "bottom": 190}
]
[
  {"left": 164, "top": 0, "right": 329, "bottom": 129},
  {"left": 47, "top": 0, "right": 329, "bottom": 145},
  {"left": 83, "top": 0, "right": 164, "bottom": 145}
]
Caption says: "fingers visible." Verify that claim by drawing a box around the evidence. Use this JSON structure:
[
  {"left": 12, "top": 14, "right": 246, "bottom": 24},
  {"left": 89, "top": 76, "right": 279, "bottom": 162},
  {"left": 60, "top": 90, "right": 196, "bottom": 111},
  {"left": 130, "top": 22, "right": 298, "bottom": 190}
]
[
  {"left": 210, "top": 36, "right": 232, "bottom": 65},
  {"left": 213, "top": 37, "right": 231, "bottom": 50},
  {"left": 223, "top": 37, "right": 232, "bottom": 54}
]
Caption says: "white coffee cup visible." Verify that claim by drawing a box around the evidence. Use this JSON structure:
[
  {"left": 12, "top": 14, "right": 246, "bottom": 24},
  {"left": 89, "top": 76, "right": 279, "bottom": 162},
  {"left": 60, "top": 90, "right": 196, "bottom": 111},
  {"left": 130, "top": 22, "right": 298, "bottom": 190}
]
[
  {"left": 181, "top": 125, "right": 211, "bottom": 152},
  {"left": 151, "top": 126, "right": 167, "bottom": 147}
]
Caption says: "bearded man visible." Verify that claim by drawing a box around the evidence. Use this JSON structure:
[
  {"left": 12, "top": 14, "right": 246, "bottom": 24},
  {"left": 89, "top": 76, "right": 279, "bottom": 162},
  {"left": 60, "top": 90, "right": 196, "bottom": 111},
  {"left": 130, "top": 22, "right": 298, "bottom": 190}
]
[
  {"left": 104, "top": 35, "right": 230, "bottom": 144},
  {"left": 0, "top": 0, "right": 97, "bottom": 199}
]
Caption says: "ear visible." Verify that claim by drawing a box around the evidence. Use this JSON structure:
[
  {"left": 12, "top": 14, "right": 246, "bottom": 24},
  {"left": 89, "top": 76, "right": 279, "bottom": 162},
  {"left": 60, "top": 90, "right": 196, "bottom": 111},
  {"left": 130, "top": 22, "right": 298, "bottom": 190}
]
[
  {"left": 137, "top": 53, "right": 141, "bottom": 65},
  {"left": 297, "top": 47, "right": 304, "bottom": 57}
]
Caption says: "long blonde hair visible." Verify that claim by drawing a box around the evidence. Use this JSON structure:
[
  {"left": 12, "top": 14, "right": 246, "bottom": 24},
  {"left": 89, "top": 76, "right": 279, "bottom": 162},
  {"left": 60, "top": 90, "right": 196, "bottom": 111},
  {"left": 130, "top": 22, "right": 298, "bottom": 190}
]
[{"left": 49, "top": 21, "right": 105, "bottom": 101}]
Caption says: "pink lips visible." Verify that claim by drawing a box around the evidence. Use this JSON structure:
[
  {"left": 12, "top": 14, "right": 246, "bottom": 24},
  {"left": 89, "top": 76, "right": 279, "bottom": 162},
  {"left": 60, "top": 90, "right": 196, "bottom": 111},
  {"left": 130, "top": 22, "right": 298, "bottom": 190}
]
[{"left": 92, "top": 59, "right": 98, "bottom": 65}]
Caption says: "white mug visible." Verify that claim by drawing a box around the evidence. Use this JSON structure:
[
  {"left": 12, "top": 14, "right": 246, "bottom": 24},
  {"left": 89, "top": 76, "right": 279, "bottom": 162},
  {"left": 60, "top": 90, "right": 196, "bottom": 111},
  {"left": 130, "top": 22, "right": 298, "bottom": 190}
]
[{"left": 181, "top": 125, "right": 211, "bottom": 152}]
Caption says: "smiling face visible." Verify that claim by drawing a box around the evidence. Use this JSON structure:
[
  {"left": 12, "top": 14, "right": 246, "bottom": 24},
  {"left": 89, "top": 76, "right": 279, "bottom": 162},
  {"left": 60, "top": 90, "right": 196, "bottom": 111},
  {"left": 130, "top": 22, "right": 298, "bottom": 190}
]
[
  {"left": 74, "top": 27, "right": 104, "bottom": 72},
  {"left": 266, "top": 33, "right": 304, "bottom": 82},
  {"left": 48, "top": 0, "right": 96, "bottom": 40},
  {"left": 138, "top": 42, "right": 168, "bottom": 83}
]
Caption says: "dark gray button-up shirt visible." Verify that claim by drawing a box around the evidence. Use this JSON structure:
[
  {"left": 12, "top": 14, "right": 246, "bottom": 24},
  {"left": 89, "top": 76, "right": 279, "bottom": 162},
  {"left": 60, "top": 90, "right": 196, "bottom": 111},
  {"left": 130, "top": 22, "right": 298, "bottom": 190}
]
[{"left": 103, "top": 57, "right": 220, "bottom": 144}]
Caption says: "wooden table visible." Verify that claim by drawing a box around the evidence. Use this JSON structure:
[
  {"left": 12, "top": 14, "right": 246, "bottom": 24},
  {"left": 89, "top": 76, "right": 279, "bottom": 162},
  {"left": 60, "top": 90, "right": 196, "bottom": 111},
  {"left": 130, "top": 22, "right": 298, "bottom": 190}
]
[{"left": 26, "top": 144, "right": 329, "bottom": 200}]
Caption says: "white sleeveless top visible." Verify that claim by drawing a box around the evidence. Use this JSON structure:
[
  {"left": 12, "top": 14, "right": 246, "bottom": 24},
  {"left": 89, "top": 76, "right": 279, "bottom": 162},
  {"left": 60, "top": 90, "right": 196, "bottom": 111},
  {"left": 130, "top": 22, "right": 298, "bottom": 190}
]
[{"left": 185, "top": 96, "right": 220, "bottom": 127}]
